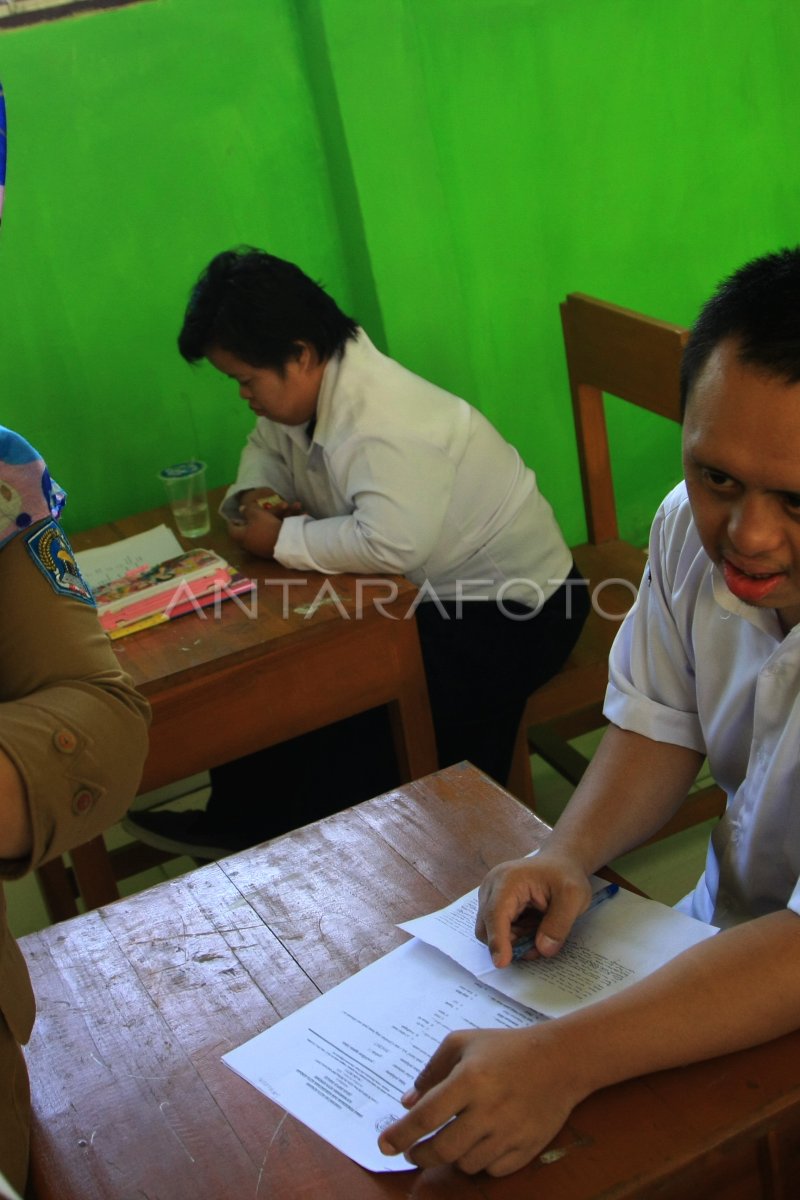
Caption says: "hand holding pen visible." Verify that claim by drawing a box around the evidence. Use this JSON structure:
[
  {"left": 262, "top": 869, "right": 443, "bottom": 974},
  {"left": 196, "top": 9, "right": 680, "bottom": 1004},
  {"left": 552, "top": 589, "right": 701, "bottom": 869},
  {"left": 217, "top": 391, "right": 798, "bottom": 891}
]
[
  {"left": 510, "top": 882, "right": 619, "bottom": 962},
  {"left": 476, "top": 853, "right": 609, "bottom": 967}
]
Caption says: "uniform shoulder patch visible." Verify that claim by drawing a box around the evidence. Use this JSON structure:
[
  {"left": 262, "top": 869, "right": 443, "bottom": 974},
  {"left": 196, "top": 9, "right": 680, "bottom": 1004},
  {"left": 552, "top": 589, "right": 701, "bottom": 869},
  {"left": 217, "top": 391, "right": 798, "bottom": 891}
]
[{"left": 25, "top": 520, "right": 95, "bottom": 605}]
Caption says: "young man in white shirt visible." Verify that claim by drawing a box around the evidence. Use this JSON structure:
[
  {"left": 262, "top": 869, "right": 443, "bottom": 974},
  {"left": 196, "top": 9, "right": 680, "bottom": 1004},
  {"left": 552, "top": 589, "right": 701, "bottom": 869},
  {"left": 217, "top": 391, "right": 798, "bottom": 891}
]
[
  {"left": 128, "top": 248, "right": 587, "bottom": 857},
  {"left": 378, "top": 246, "right": 800, "bottom": 1176}
]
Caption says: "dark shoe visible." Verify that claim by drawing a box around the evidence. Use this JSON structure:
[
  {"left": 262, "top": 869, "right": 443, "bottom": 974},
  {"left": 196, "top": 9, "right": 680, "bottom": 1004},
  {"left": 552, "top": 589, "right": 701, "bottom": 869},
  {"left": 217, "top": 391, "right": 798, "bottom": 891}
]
[{"left": 122, "top": 809, "right": 254, "bottom": 860}]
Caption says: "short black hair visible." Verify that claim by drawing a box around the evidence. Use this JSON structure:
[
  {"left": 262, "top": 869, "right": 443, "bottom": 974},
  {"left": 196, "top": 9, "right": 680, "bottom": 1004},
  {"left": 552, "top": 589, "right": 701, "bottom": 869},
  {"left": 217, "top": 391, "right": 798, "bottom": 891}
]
[
  {"left": 681, "top": 247, "right": 800, "bottom": 411},
  {"left": 178, "top": 247, "right": 358, "bottom": 368}
]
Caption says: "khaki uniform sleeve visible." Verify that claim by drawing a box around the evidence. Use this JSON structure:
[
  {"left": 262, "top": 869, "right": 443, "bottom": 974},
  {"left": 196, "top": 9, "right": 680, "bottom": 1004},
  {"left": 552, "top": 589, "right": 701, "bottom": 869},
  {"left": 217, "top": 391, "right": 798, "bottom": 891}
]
[{"left": 0, "top": 526, "right": 151, "bottom": 876}]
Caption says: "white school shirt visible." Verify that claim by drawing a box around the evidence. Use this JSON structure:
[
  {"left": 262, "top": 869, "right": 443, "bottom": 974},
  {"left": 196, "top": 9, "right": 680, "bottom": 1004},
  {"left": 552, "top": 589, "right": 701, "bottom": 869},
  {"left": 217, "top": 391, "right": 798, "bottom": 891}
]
[
  {"left": 604, "top": 482, "right": 800, "bottom": 928},
  {"left": 221, "top": 330, "right": 572, "bottom": 605}
]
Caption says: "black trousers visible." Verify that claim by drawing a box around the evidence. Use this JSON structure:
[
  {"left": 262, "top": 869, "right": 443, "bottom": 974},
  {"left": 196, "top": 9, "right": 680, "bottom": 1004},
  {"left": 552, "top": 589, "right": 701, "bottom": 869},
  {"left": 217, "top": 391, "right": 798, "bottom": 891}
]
[{"left": 206, "top": 565, "right": 589, "bottom": 841}]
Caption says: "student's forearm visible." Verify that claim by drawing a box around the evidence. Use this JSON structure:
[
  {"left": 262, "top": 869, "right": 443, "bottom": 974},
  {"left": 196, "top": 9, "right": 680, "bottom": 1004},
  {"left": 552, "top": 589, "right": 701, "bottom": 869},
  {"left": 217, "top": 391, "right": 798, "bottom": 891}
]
[
  {"left": 547, "top": 724, "right": 705, "bottom": 873},
  {"left": 0, "top": 748, "right": 31, "bottom": 859},
  {"left": 557, "top": 908, "right": 800, "bottom": 1098}
]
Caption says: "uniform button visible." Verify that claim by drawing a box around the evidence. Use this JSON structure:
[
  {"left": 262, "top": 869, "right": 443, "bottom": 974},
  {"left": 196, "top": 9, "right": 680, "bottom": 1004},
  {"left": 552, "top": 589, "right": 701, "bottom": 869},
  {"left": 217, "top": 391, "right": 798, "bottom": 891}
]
[
  {"left": 54, "top": 729, "right": 78, "bottom": 754},
  {"left": 72, "top": 789, "right": 94, "bottom": 815}
]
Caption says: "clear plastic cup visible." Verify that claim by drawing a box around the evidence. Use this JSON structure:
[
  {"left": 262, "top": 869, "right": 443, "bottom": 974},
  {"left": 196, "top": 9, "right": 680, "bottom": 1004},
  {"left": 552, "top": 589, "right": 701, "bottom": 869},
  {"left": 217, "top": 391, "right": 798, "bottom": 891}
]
[{"left": 158, "top": 460, "right": 211, "bottom": 538}]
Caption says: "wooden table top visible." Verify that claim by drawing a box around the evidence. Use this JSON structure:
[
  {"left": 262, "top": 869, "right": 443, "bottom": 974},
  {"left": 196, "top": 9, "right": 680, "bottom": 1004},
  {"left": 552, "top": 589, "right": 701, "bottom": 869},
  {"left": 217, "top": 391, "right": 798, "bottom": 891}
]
[
  {"left": 22, "top": 764, "right": 800, "bottom": 1199},
  {"left": 65, "top": 486, "right": 438, "bottom": 801},
  {"left": 72, "top": 486, "right": 419, "bottom": 698}
]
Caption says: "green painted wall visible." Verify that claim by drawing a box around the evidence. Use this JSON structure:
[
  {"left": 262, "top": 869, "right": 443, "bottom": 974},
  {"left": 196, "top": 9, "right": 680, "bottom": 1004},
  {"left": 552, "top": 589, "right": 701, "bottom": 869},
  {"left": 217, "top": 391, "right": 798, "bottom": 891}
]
[
  {"left": 1, "top": 0, "right": 799, "bottom": 544},
  {"left": 0, "top": 0, "right": 359, "bottom": 530}
]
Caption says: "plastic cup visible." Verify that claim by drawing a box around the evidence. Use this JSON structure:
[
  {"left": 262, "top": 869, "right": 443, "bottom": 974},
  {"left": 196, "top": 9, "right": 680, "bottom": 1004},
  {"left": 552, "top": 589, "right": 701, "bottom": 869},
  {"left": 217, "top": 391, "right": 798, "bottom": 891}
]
[{"left": 158, "top": 460, "right": 211, "bottom": 538}]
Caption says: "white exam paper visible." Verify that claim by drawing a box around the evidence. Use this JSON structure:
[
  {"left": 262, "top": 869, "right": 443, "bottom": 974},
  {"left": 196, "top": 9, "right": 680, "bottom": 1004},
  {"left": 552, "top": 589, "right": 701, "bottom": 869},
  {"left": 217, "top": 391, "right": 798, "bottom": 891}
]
[
  {"left": 75, "top": 525, "right": 184, "bottom": 588},
  {"left": 224, "top": 882, "right": 717, "bottom": 1173},
  {"left": 399, "top": 880, "right": 718, "bottom": 1017},
  {"left": 223, "top": 938, "right": 545, "bottom": 1172}
]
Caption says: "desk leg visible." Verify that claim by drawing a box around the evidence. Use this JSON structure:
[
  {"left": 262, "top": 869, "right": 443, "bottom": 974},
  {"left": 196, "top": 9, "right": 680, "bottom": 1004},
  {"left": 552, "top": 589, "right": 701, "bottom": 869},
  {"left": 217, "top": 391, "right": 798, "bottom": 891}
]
[
  {"left": 35, "top": 838, "right": 120, "bottom": 925},
  {"left": 70, "top": 837, "right": 120, "bottom": 910},
  {"left": 35, "top": 859, "right": 79, "bottom": 923},
  {"left": 386, "top": 618, "right": 438, "bottom": 782}
]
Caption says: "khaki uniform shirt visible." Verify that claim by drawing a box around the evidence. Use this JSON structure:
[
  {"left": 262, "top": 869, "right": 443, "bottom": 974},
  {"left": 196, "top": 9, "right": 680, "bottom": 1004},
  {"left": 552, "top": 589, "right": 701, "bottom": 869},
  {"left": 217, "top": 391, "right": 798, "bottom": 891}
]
[{"left": 0, "top": 526, "right": 150, "bottom": 1046}]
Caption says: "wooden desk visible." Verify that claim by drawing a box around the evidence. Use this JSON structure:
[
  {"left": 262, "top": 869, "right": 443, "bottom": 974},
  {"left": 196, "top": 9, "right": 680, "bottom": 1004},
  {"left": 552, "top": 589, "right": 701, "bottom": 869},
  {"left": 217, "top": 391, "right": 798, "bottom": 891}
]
[
  {"left": 22, "top": 765, "right": 800, "bottom": 1199},
  {"left": 38, "top": 490, "right": 437, "bottom": 918}
]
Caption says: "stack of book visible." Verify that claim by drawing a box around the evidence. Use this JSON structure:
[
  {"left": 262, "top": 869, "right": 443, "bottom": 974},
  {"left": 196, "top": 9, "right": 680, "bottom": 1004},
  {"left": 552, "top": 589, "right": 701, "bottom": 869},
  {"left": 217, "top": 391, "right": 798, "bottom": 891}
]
[
  {"left": 93, "top": 547, "right": 254, "bottom": 638},
  {"left": 75, "top": 526, "right": 254, "bottom": 640}
]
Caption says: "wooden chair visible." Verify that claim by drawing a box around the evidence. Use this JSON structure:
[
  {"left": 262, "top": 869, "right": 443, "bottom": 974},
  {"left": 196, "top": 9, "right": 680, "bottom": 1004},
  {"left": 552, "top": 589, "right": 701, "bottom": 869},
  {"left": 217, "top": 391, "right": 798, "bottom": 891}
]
[{"left": 506, "top": 293, "right": 726, "bottom": 841}]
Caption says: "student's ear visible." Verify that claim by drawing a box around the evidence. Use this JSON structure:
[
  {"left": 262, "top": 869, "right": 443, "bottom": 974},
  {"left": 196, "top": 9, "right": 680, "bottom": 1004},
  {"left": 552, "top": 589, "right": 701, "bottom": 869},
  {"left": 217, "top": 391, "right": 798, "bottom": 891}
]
[{"left": 291, "top": 340, "right": 321, "bottom": 371}]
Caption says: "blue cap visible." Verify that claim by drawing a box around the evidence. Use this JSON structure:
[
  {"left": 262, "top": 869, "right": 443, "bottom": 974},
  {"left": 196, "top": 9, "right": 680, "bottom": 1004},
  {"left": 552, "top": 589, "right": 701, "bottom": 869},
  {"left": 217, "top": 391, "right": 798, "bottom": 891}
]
[{"left": 158, "top": 460, "right": 206, "bottom": 480}]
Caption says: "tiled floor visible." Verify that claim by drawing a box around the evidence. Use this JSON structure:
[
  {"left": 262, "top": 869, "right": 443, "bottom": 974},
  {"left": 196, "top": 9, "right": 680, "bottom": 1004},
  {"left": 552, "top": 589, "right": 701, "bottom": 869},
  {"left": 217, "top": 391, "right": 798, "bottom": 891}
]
[{"left": 6, "top": 735, "right": 716, "bottom": 939}]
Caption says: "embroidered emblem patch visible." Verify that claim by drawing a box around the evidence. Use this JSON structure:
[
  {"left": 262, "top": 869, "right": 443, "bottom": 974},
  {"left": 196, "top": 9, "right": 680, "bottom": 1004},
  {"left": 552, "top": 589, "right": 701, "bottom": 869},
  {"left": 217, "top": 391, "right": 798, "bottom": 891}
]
[{"left": 25, "top": 520, "right": 95, "bottom": 605}]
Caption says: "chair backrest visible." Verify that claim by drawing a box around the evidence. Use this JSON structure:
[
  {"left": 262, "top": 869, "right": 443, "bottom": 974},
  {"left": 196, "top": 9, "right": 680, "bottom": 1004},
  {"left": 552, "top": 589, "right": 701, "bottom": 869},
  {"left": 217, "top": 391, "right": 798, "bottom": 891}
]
[{"left": 560, "top": 293, "right": 689, "bottom": 544}]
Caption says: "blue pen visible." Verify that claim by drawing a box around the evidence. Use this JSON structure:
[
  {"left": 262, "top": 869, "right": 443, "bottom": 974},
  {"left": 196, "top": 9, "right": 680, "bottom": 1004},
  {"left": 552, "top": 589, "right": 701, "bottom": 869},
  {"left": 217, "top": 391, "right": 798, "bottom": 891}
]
[{"left": 510, "top": 882, "right": 620, "bottom": 961}]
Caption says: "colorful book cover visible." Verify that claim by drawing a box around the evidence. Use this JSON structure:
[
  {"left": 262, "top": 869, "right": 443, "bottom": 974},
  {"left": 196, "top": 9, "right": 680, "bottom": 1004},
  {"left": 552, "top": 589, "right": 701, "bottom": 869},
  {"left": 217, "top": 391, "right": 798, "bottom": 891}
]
[{"left": 95, "top": 548, "right": 254, "bottom": 636}]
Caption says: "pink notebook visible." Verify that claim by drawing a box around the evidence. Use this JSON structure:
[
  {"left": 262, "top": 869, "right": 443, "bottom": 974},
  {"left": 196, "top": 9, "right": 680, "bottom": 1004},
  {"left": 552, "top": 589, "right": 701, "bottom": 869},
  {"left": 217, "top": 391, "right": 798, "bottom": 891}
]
[{"left": 94, "top": 548, "right": 254, "bottom": 636}]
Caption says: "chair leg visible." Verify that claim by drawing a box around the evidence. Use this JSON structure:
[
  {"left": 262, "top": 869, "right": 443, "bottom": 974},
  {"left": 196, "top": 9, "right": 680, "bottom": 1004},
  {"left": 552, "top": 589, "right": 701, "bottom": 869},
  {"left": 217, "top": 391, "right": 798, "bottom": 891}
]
[
  {"left": 35, "top": 859, "right": 79, "bottom": 923},
  {"left": 506, "top": 719, "right": 537, "bottom": 810},
  {"left": 70, "top": 836, "right": 120, "bottom": 911}
]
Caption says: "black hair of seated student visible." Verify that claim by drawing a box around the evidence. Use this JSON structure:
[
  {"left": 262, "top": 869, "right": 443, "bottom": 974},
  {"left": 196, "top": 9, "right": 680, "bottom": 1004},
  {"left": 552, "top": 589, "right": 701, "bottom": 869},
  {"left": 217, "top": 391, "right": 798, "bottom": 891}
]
[
  {"left": 681, "top": 245, "right": 800, "bottom": 413},
  {"left": 178, "top": 246, "right": 358, "bottom": 370}
]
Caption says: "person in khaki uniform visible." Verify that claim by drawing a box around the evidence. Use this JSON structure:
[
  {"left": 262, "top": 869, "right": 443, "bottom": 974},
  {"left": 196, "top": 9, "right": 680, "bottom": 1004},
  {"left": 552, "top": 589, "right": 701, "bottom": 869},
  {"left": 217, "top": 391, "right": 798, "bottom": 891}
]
[{"left": 0, "top": 427, "right": 150, "bottom": 1195}]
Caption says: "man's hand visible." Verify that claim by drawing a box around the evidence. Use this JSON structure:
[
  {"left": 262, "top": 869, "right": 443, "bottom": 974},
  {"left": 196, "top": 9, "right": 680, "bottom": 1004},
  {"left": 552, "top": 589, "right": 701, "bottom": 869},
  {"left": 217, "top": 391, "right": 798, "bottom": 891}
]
[
  {"left": 227, "top": 488, "right": 304, "bottom": 559},
  {"left": 473, "top": 728, "right": 707, "bottom": 968},
  {"left": 226, "top": 507, "right": 283, "bottom": 558},
  {"left": 476, "top": 852, "right": 592, "bottom": 966},
  {"left": 378, "top": 1024, "right": 582, "bottom": 1176},
  {"left": 237, "top": 487, "right": 303, "bottom": 523}
]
